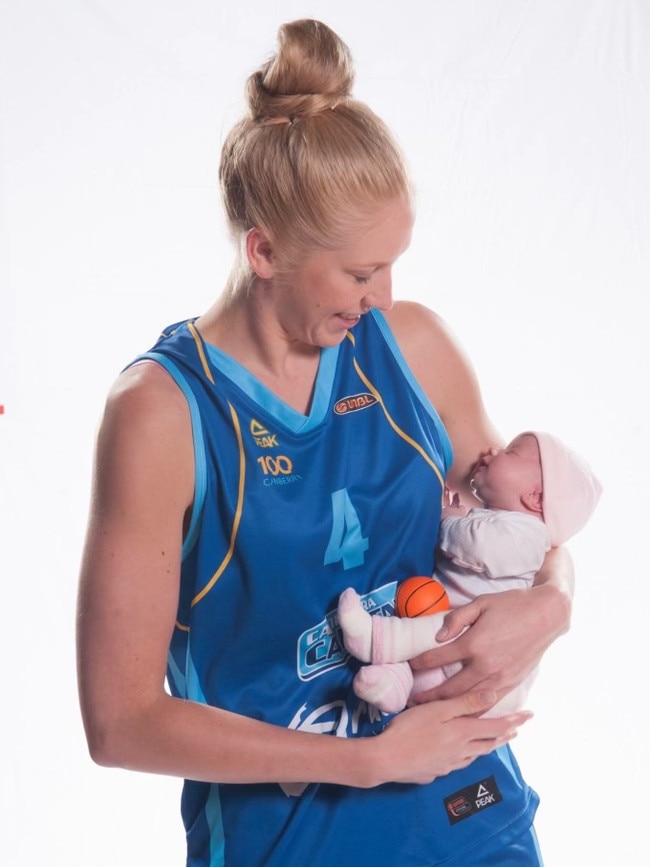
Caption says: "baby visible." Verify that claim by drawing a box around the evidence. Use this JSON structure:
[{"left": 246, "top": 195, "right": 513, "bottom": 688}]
[{"left": 338, "top": 431, "right": 602, "bottom": 717}]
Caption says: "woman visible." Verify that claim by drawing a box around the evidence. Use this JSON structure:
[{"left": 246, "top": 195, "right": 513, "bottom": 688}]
[{"left": 76, "top": 19, "right": 572, "bottom": 865}]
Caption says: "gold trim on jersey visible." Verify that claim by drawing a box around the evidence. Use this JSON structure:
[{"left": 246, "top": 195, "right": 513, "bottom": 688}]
[
  {"left": 187, "top": 320, "right": 215, "bottom": 384},
  {"left": 345, "top": 331, "right": 446, "bottom": 491},
  {"left": 193, "top": 401, "right": 245, "bottom": 606},
  {"left": 175, "top": 401, "right": 246, "bottom": 631},
  {"left": 175, "top": 325, "right": 245, "bottom": 623}
]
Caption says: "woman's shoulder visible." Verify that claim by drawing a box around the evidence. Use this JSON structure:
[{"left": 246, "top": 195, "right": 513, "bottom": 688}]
[
  {"left": 383, "top": 299, "right": 445, "bottom": 335},
  {"left": 109, "top": 357, "right": 186, "bottom": 409},
  {"left": 96, "top": 359, "right": 195, "bottom": 507},
  {"left": 102, "top": 359, "right": 191, "bottom": 454},
  {"left": 382, "top": 301, "right": 471, "bottom": 388}
]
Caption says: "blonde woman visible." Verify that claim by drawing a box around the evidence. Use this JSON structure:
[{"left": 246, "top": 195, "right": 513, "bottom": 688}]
[{"left": 77, "top": 19, "right": 572, "bottom": 866}]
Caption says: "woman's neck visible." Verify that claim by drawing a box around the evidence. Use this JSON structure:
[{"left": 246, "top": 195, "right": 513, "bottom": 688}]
[{"left": 195, "top": 290, "right": 321, "bottom": 415}]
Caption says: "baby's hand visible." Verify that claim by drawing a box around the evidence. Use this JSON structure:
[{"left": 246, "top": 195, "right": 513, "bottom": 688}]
[{"left": 442, "top": 490, "right": 468, "bottom": 519}]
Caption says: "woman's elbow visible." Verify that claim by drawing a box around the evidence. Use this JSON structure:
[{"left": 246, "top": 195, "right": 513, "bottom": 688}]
[
  {"left": 81, "top": 712, "right": 131, "bottom": 768},
  {"left": 79, "top": 690, "right": 152, "bottom": 769}
]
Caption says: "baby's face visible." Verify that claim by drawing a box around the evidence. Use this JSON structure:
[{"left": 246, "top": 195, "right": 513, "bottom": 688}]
[{"left": 470, "top": 434, "right": 542, "bottom": 511}]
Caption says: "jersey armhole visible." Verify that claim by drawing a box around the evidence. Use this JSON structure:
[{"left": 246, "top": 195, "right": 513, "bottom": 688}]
[
  {"left": 370, "top": 309, "right": 454, "bottom": 471},
  {"left": 131, "top": 352, "right": 207, "bottom": 560}
]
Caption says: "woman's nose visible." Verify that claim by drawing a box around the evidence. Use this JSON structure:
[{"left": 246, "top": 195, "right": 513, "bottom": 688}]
[{"left": 363, "top": 273, "right": 393, "bottom": 311}]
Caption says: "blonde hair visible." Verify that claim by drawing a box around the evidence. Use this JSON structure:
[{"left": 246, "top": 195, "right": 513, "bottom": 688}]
[{"left": 219, "top": 19, "right": 412, "bottom": 292}]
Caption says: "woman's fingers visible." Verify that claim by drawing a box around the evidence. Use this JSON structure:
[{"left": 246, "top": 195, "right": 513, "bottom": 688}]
[
  {"left": 374, "top": 689, "right": 533, "bottom": 785},
  {"left": 439, "top": 686, "right": 498, "bottom": 720}
]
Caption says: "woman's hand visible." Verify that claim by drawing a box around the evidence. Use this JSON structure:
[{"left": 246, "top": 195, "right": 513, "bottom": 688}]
[
  {"left": 369, "top": 688, "right": 532, "bottom": 786},
  {"left": 407, "top": 581, "right": 571, "bottom": 704}
]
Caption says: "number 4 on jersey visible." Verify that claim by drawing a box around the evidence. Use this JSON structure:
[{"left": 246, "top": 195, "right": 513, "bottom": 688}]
[{"left": 324, "top": 488, "right": 369, "bottom": 570}]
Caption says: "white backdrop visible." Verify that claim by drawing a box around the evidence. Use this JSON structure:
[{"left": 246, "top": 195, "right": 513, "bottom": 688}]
[{"left": 1, "top": 1, "right": 647, "bottom": 865}]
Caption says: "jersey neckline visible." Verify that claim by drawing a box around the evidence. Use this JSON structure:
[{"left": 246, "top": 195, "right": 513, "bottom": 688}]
[{"left": 204, "top": 339, "right": 341, "bottom": 434}]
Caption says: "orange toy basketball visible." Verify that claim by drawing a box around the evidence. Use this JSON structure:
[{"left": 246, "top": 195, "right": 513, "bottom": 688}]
[{"left": 395, "top": 576, "right": 450, "bottom": 618}]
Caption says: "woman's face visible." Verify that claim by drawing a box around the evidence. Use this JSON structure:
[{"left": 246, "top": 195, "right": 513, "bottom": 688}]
[{"left": 266, "top": 198, "right": 413, "bottom": 348}]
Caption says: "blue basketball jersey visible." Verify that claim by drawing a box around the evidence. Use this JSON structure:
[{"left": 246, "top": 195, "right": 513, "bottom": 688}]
[{"left": 132, "top": 309, "right": 539, "bottom": 866}]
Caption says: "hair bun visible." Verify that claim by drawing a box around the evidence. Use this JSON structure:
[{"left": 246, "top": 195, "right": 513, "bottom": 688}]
[{"left": 247, "top": 19, "right": 354, "bottom": 123}]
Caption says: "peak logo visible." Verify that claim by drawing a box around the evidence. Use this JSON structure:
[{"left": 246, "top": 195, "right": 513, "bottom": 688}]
[
  {"left": 333, "top": 392, "right": 377, "bottom": 415},
  {"left": 249, "top": 418, "right": 279, "bottom": 448},
  {"left": 444, "top": 776, "right": 503, "bottom": 825}
]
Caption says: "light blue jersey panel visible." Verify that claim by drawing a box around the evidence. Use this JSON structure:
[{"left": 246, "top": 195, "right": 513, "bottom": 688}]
[{"left": 131, "top": 311, "right": 538, "bottom": 866}]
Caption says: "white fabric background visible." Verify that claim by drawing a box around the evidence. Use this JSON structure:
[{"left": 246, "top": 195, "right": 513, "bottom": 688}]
[{"left": 1, "top": 1, "right": 647, "bottom": 864}]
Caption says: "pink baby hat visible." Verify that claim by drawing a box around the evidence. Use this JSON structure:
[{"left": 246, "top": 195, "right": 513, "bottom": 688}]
[{"left": 524, "top": 432, "right": 602, "bottom": 546}]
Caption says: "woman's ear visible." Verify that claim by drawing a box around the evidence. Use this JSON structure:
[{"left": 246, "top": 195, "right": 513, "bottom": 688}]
[
  {"left": 246, "top": 227, "right": 276, "bottom": 279},
  {"left": 521, "top": 488, "right": 544, "bottom": 515}
]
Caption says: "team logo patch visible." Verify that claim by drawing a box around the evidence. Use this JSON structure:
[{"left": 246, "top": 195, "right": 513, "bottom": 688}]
[
  {"left": 296, "top": 582, "right": 396, "bottom": 681},
  {"left": 444, "top": 775, "right": 503, "bottom": 825},
  {"left": 333, "top": 392, "right": 378, "bottom": 414}
]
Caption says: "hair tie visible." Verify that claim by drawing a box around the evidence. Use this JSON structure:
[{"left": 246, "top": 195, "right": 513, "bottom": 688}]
[{"left": 255, "top": 94, "right": 347, "bottom": 127}]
